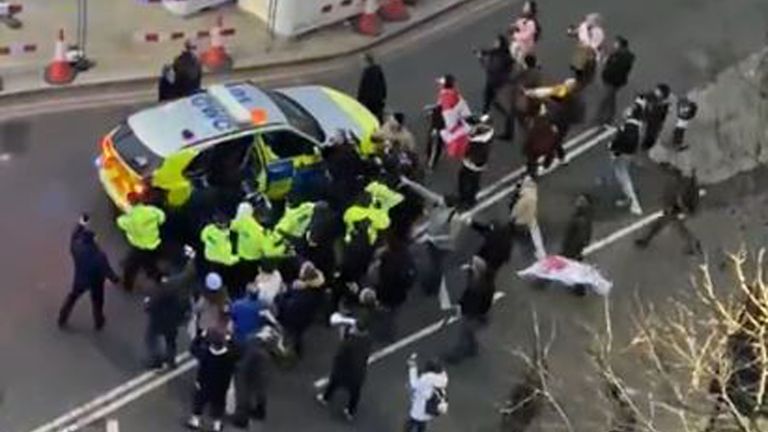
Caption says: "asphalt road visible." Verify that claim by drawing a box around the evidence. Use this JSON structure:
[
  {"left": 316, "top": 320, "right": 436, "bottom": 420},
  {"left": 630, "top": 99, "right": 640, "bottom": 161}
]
[{"left": 1, "top": 0, "right": 767, "bottom": 430}]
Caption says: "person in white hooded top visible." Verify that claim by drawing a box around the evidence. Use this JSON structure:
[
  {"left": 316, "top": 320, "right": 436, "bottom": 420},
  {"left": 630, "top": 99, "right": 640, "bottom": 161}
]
[{"left": 405, "top": 355, "right": 449, "bottom": 432}]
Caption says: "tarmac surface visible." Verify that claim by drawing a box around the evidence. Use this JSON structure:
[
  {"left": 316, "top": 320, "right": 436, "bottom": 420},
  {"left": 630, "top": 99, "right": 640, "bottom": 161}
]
[{"left": 1, "top": 0, "right": 767, "bottom": 430}]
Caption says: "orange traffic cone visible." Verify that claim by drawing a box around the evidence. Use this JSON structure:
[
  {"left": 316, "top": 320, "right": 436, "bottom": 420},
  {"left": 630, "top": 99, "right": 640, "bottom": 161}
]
[
  {"left": 44, "top": 29, "right": 76, "bottom": 85},
  {"left": 356, "top": 0, "right": 381, "bottom": 37},
  {"left": 201, "top": 15, "right": 232, "bottom": 73},
  {"left": 379, "top": 0, "right": 409, "bottom": 21}
]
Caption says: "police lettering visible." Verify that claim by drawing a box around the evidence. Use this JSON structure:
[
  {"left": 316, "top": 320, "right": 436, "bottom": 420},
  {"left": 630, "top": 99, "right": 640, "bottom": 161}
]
[{"left": 190, "top": 95, "right": 233, "bottom": 131}]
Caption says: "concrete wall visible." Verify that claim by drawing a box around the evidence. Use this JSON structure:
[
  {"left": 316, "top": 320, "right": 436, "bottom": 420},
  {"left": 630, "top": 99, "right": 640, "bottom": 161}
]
[{"left": 651, "top": 48, "right": 768, "bottom": 185}]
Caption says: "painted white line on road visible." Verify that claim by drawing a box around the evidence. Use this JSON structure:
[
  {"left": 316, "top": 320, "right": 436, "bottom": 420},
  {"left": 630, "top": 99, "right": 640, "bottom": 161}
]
[
  {"left": 474, "top": 126, "right": 604, "bottom": 201},
  {"left": 411, "top": 126, "right": 614, "bottom": 239},
  {"left": 106, "top": 419, "right": 119, "bottom": 432},
  {"left": 463, "top": 126, "right": 617, "bottom": 220},
  {"left": 24, "top": 129, "right": 615, "bottom": 432},
  {"left": 313, "top": 290, "right": 508, "bottom": 389},
  {"left": 583, "top": 211, "right": 663, "bottom": 256},
  {"left": 59, "top": 360, "right": 197, "bottom": 432},
  {"left": 27, "top": 352, "right": 191, "bottom": 432},
  {"left": 26, "top": 127, "right": 612, "bottom": 432},
  {"left": 315, "top": 209, "right": 663, "bottom": 388}
]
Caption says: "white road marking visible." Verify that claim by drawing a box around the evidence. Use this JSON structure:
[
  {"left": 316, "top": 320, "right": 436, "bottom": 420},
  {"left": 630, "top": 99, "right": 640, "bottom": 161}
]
[
  {"left": 28, "top": 207, "right": 657, "bottom": 431},
  {"left": 463, "top": 126, "right": 617, "bottom": 219},
  {"left": 27, "top": 352, "right": 191, "bottom": 432},
  {"left": 25, "top": 126, "right": 614, "bottom": 432},
  {"left": 59, "top": 361, "right": 197, "bottom": 432},
  {"left": 313, "top": 291, "right": 507, "bottom": 389},
  {"left": 0, "top": 0, "right": 509, "bottom": 122},
  {"left": 411, "top": 125, "right": 614, "bottom": 238},
  {"left": 313, "top": 209, "right": 664, "bottom": 388},
  {"left": 582, "top": 211, "right": 663, "bottom": 256},
  {"left": 105, "top": 419, "right": 119, "bottom": 432}
]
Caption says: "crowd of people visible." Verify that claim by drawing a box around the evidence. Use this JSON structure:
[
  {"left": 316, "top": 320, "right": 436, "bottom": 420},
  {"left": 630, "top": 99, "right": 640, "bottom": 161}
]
[{"left": 57, "top": 1, "right": 705, "bottom": 430}]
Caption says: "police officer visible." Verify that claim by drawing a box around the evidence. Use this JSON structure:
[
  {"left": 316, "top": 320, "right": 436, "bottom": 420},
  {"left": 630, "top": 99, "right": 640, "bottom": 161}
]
[
  {"left": 343, "top": 193, "right": 391, "bottom": 246},
  {"left": 58, "top": 214, "right": 120, "bottom": 330},
  {"left": 117, "top": 199, "right": 166, "bottom": 292},
  {"left": 231, "top": 202, "right": 266, "bottom": 293},
  {"left": 200, "top": 214, "right": 240, "bottom": 297},
  {"left": 275, "top": 194, "right": 317, "bottom": 244}
]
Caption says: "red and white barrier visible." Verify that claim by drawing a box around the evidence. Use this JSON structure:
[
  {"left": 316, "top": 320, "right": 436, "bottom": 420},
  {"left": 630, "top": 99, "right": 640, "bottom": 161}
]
[
  {"left": 133, "top": 26, "right": 235, "bottom": 43},
  {"left": 0, "top": 2, "right": 23, "bottom": 17},
  {"left": 0, "top": 42, "right": 36, "bottom": 56}
]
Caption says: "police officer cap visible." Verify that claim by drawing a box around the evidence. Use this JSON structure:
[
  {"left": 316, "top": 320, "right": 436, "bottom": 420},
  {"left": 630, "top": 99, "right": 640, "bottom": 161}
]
[{"left": 205, "top": 272, "right": 223, "bottom": 291}]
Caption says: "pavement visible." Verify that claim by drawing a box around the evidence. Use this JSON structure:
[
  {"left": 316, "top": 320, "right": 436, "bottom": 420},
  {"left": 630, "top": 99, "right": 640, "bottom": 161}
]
[
  {"left": 1, "top": 0, "right": 768, "bottom": 431},
  {"left": 0, "top": 0, "right": 470, "bottom": 96}
]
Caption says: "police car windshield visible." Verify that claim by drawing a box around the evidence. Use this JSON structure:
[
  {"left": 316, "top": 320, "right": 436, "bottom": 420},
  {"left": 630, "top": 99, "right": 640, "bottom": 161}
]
[
  {"left": 112, "top": 124, "right": 162, "bottom": 176},
  {"left": 265, "top": 90, "right": 325, "bottom": 143}
]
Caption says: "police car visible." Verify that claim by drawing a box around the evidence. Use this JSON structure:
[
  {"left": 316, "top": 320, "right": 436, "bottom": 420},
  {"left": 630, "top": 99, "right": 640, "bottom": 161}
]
[{"left": 97, "top": 81, "right": 379, "bottom": 211}]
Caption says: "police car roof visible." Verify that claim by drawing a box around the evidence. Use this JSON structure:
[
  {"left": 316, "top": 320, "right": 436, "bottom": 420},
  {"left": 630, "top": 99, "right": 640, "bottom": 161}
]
[{"left": 127, "top": 82, "right": 287, "bottom": 157}]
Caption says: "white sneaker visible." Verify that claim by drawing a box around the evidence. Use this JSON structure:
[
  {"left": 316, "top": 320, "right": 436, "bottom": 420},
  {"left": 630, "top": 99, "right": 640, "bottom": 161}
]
[
  {"left": 343, "top": 408, "right": 355, "bottom": 422},
  {"left": 630, "top": 202, "right": 643, "bottom": 216},
  {"left": 315, "top": 393, "right": 328, "bottom": 406},
  {"left": 615, "top": 199, "right": 629, "bottom": 208},
  {"left": 185, "top": 416, "right": 201, "bottom": 430}
]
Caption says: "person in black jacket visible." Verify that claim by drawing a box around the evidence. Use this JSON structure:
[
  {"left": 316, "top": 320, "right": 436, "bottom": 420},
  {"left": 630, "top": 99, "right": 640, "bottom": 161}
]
[
  {"left": 276, "top": 261, "right": 326, "bottom": 357},
  {"left": 158, "top": 64, "right": 180, "bottom": 102},
  {"left": 231, "top": 328, "right": 272, "bottom": 429},
  {"left": 444, "top": 256, "right": 495, "bottom": 364},
  {"left": 470, "top": 218, "right": 515, "bottom": 276},
  {"left": 58, "top": 214, "right": 120, "bottom": 330},
  {"left": 608, "top": 104, "right": 644, "bottom": 215},
  {"left": 476, "top": 35, "right": 515, "bottom": 115},
  {"left": 316, "top": 317, "right": 373, "bottom": 421},
  {"left": 594, "top": 36, "right": 635, "bottom": 125},
  {"left": 187, "top": 330, "right": 238, "bottom": 432},
  {"left": 172, "top": 40, "right": 202, "bottom": 98},
  {"left": 635, "top": 165, "right": 702, "bottom": 255},
  {"left": 640, "top": 84, "right": 672, "bottom": 150},
  {"left": 143, "top": 256, "right": 194, "bottom": 369},
  {"left": 357, "top": 53, "right": 387, "bottom": 122},
  {"left": 373, "top": 238, "right": 417, "bottom": 341},
  {"left": 560, "top": 194, "right": 593, "bottom": 296}
]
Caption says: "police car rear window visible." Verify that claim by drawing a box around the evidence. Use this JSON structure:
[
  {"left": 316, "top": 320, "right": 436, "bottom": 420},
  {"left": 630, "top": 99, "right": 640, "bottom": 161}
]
[
  {"left": 266, "top": 90, "right": 325, "bottom": 143},
  {"left": 112, "top": 124, "right": 162, "bottom": 176}
]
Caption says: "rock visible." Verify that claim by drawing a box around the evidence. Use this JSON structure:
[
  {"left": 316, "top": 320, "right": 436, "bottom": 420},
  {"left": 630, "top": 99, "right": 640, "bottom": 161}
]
[{"left": 651, "top": 48, "right": 768, "bottom": 184}]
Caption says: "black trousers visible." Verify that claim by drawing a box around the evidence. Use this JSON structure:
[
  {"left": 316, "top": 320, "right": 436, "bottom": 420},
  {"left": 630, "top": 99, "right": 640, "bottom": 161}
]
[
  {"left": 323, "top": 376, "right": 363, "bottom": 415},
  {"left": 638, "top": 209, "right": 699, "bottom": 251},
  {"left": 145, "top": 325, "right": 178, "bottom": 366},
  {"left": 234, "top": 364, "right": 267, "bottom": 422},
  {"left": 58, "top": 284, "right": 104, "bottom": 327},
  {"left": 422, "top": 243, "right": 447, "bottom": 296},
  {"left": 457, "top": 166, "right": 482, "bottom": 209},
  {"left": 404, "top": 418, "right": 428, "bottom": 432},
  {"left": 192, "top": 385, "right": 226, "bottom": 420},
  {"left": 594, "top": 84, "right": 620, "bottom": 125},
  {"left": 123, "top": 247, "right": 159, "bottom": 291}
]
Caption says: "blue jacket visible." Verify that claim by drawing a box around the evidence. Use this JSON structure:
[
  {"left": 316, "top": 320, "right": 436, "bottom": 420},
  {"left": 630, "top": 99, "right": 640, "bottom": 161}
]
[{"left": 230, "top": 295, "right": 267, "bottom": 344}]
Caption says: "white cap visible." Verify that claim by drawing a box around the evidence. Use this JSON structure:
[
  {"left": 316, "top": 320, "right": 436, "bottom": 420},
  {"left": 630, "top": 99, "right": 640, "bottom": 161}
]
[
  {"left": 236, "top": 202, "right": 253, "bottom": 219},
  {"left": 205, "top": 272, "right": 223, "bottom": 291}
]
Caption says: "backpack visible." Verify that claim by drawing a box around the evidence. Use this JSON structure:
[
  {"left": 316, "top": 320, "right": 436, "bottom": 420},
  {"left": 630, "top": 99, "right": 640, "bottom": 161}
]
[{"left": 425, "top": 387, "right": 449, "bottom": 417}]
